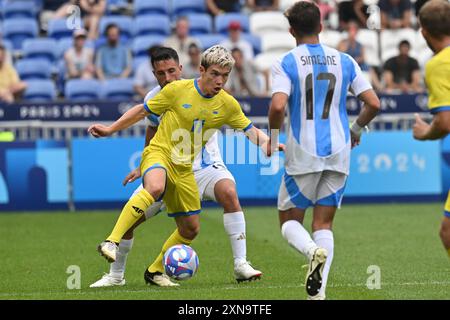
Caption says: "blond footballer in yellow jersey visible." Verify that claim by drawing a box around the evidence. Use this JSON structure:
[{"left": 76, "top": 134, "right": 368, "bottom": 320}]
[
  {"left": 413, "top": 0, "right": 450, "bottom": 257},
  {"left": 88, "top": 46, "right": 283, "bottom": 280}
]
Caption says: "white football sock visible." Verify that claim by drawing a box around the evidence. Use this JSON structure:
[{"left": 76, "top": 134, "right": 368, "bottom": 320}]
[
  {"left": 110, "top": 238, "right": 134, "bottom": 279},
  {"left": 281, "top": 220, "right": 318, "bottom": 260},
  {"left": 313, "top": 229, "right": 334, "bottom": 298},
  {"left": 223, "top": 211, "right": 247, "bottom": 266}
]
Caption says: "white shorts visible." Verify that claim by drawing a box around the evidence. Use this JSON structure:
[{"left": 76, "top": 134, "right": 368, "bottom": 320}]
[
  {"left": 278, "top": 170, "right": 348, "bottom": 211},
  {"left": 130, "top": 163, "right": 235, "bottom": 219}
]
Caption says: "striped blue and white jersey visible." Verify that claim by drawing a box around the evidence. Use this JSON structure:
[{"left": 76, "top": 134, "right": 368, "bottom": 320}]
[
  {"left": 272, "top": 43, "right": 372, "bottom": 175},
  {"left": 144, "top": 86, "right": 224, "bottom": 172}
]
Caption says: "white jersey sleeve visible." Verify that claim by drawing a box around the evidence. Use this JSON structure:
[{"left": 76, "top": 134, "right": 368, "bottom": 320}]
[
  {"left": 144, "top": 86, "right": 162, "bottom": 127},
  {"left": 271, "top": 57, "right": 292, "bottom": 96},
  {"left": 347, "top": 54, "right": 372, "bottom": 96}
]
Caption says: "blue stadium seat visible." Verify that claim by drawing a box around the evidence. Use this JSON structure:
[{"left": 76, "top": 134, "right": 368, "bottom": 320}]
[
  {"left": 215, "top": 14, "right": 250, "bottom": 34},
  {"left": 2, "top": 1, "right": 38, "bottom": 19},
  {"left": 99, "top": 16, "right": 134, "bottom": 39},
  {"left": 0, "top": 39, "right": 13, "bottom": 52},
  {"left": 48, "top": 19, "right": 84, "bottom": 41},
  {"left": 22, "top": 39, "right": 58, "bottom": 63},
  {"left": 241, "top": 33, "right": 262, "bottom": 55},
  {"left": 102, "top": 78, "right": 135, "bottom": 100},
  {"left": 132, "top": 57, "right": 149, "bottom": 74},
  {"left": 187, "top": 14, "right": 213, "bottom": 35},
  {"left": 56, "top": 38, "right": 74, "bottom": 59},
  {"left": 23, "top": 80, "right": 57, "bottom": 102},
  {"left": 65, "top": 79, "right": 102, "bottom": 101},
  {"left": 196, "top": 34, "right": 227, "bottom": 51},
  {"left": 106, "top": 0, "right": 129, "bottom": 15},
  {"left": 16, "top": 59, "right": 52, "bottom": 80},
  {"left": 134, "top": 15, "right": 171, "bottom": 36},
  {"left": 3, "top": 18, "right": 39, "bottom": 50},
  {"left": 172, "top": 0, "right": 206, "bottom": 16},
  {"left": 134, "top": 0, "right": 169, "bottom": 16},
  {"left": 132, "top": 35, "right": 166, "bottom": 59}
]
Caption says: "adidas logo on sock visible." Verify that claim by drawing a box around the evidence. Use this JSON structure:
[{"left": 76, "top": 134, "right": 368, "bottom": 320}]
[{"left": 236, "top": 233, "right": 246, "bottom": 240}]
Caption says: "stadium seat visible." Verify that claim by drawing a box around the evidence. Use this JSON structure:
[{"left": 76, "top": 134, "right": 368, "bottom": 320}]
[
  {"left": 56, "top": 38, "right": 74, "bottom": 59},
  {"left": 65, "top": 79, "right": 102, "bottom": 101},
  {"left": 48, "top": 19, "right": 84, "bottom": 41},
  {"left": 134, "top": 15, "right": 171, "bottom": 36},
  {"left": 319, "top": 29, "right": 342, "bottom": 49},
  {"left": 132, "top": 57, "right": 149, "bottom": 74},
  {"left": 253, "top": 52, "right": 281, "bottom": 72},
  {"left": 380, "top": 28, "right": 417, "bottom": 62},
  {"left": 2, "top": 1, "right": 38, "bottom": 19},
  {"left": 215, "top": 13, "right": 250, "bottom": 34},
  {"left": 186, "top": 13, "right": 213, "bottom": 35},
  {"left": 134, "top": 0, "right": 169, "bottom": 16},
  {"left": 22, "top": 38, "right": 58, "bottom": 63},
  {"left": 249, "top": 11, "right": 289, "bottom": 36},
  {"left": 172, "top": 0, "right": 206, "bottom": 17},
  {"left": 131, "top": 35, "right": 166, "bottom": 59},
  {"left": 196, "top": 34, "right": 227, "bottom": 51},
  {"left": 0, "top": 39, "right": 13, "bottom": 52},
  {"left": 2, "top": 18, "right": 39, "bottom": 50},
  {"left": 261, "top": 32, "right": 296, "bottom": 55},
  {"left": 106, "top": 0, "right": 129, "bottom": 15},
  {"left": 16, "top": 59, "right": 52, "bottom": 80},
  {"left": 99, "top": 16, "right": 134, "bottom": 39},
  {"left": 355, "top": 29, "right": 380, "bottom": 67},
  {"left": 241, "top": 33, "right": 262, "bottom": 56},
  {"left": 102, "top": 78, "right": 135, "bottom": 100},
  {"left": 23, "top": 80, "right": 57, "bottom": 102}
]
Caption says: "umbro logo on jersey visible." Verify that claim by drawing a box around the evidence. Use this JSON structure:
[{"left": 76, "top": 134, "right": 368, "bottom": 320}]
[
  {"left": 213, "top": 111, "right": 219, "bottom": 114},
  {"left": 182, "top": 104, "right": 192, "bottom": 109},
  {"left": 132, "top": 206, "right": 144, "bottom": 215}
]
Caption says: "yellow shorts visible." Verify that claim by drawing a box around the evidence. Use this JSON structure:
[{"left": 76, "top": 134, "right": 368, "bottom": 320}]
[
  {"left": 445, "top": 191, "right": 450, "bottom": 218},
  {"left": 140, "top": 148, "right": 201, "bottom": 217}
]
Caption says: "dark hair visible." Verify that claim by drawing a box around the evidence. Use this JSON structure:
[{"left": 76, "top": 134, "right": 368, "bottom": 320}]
[
  {"left": 399, "top": 40, "right": 410, "bottom": 48},
  {"left": 419, "top": 0, "right": 450, "bottom": 39},
  {"left": 284, "top": 1, "right": 321, "bottom": 37},
  {"left": 188, "top": 43, "right": 200, "bottom": 52},
  {"left": 231, "top": 47, "right": 243, "bottom": 55},
  {"left": 105, "top": 23, "right": 119, "bottom": 36},
  {"left": 150, "top": 46, "right": 180, "bottom": 68}
]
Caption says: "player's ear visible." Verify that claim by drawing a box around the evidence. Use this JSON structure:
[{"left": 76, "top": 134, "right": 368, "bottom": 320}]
[
  {"left": 318, "top": 23, "right": 323, "bottom": 34},
  {"left": 199, "top": 65, "right": 205, "bottom": 75},
  {"left": 288, "top": 27, "right": 296, "bottom": 39}
]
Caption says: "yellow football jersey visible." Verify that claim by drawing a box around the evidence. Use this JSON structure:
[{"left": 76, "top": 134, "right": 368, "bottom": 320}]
[
  {"left": 425, "top": 46, "right": 450, "bottom": 114},
  {"left": 144, "top": 79, "right": 253, "bottom": 167}
]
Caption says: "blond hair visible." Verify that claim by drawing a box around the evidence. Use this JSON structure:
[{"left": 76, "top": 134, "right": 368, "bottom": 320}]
[{"left": 201, "top": 45, "right": 235, "bottom": 70}]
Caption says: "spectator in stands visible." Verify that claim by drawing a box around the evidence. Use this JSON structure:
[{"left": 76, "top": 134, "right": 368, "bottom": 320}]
[
  {"left": 164, "top": 17, "right": 201, "bottom": 67},
  {"left": 338, "top": 0, "right": 369, "bottom": 30},
  {"left": 182, "top": 43, "right": 201, "bottom": 79},
  {"left": 64, "top": 29, "right": 95, "bottom": 79},
  {"left": 206, "top": 0, "right": 242, "bottom": 16},
  {"left": 54, "top": 0, "right": 79, "bottom": 18},
  {"left": 382, "top": 40, "right": 423, "bottom": 93},
  {"left": 314, "top": 0, "right": 334, "bottom": 25},
  {"left": 134, "top": 46, "right": 159, "bottom": 99},
  {"left": 379, "top": 0, "right": 412, "bottom": 29},
  {"left": 95, "top": 24, "right": 132, "bottom": 81},
  {"left": 225, "top": 48, "right": 263, "bottom": 97},
  {"left": 246, "top": 0, "right": 279, "bottom": 11},
  {"left": 79, "top": 0, "right": 106, "bottom": 40},
  {"left": 337, "top": 21, "right": 382, "bottom": 91},
  {"left": 40, "top": 0, "right": 68, "bottom": 31},
  {"left": 219, "top": 21, "right": 254, "bottom": 61},
  {"left": 0, "top": 45, "right": 27, "bottom": 103}
]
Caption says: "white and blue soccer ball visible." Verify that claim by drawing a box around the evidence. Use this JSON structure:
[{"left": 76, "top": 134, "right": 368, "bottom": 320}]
[{"left": 163, "top": 244, "right": 199, "bottom": 280}]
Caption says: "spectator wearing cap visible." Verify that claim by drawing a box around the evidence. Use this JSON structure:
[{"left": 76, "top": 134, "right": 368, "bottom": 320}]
[
  {"left": 246, "top": 0, "right": 279, "bottom": 12},
  {"left": 219, "top": 21, "right": 254, "bottom": 61},
  {"left": 206, "top": 0, "right": 242, "bottom": 16},
  {"left": 0, "top": 45, "right": 27, "bottom": 103},
  {"left": 64, "top": 29, "right": 95, "bottom": 79},
  {"left": 164, "top": 17, "right": 201, "bottom": 67},
  {"left": 134, "top": 46, "right": 159, "bottom": 99},
  {"left": 182, "top": 43, "right": 201, "bottom": 79},
  {"left": 95, "top": 24, "right": 132, "bottom": 81},
  {"left": 225, "top": 48, "right": 263, "bottom": 97}
]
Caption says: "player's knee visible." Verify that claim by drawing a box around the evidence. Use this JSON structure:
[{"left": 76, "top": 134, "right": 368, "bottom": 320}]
[{"left": 146, "top": 184, "right": 165, "bottom": 200}]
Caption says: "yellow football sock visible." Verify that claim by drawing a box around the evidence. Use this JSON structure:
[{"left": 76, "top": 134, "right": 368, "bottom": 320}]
[
  {"left": 107, "top": 188, "right": 154, "bottom": 243},
  {"left": 148, "top": 228, "right": 192, "bottom": 274}
]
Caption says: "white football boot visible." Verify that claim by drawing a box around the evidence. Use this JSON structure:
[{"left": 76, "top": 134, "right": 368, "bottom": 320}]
[
  {"left": 97, "top": 241, "right": 118, "bottom": 263},
  {"left": 144, "top": 270, "right": 180, "bottom": 287},
  {"left": 234, "top": 261, "right": 263, "bottom": 283},
  {"left": 90, "top": 273, "right": 125, "bottom": 288},
  {"left": 305, "top": 248, "right": 328, "bottom": 298}
]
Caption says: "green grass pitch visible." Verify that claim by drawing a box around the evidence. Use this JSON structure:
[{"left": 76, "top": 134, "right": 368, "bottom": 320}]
[{"left": 0, "top": 203, "right": 449, "bottom": 300}]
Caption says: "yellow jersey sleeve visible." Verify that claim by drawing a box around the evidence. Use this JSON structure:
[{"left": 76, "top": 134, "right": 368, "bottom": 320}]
[
  {"left": 144, "top": 81, "right": 177, "bottom": 116},
  {"left": 225, "top": 95, "right": 253, "bottom": 132},
  {"left": 425, "top": 49, "right": 450, "bottom": 114}
]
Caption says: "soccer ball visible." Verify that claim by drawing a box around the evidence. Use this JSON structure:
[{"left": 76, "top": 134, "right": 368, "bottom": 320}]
[{"left": 163, "top": 244, "right": 199, "bottom": 280}]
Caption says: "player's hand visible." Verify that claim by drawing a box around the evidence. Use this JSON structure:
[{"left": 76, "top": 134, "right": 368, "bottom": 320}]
[
  {"left": 413, "top": 113, "right": 430, "bottom": 140},
  {"left": 350, "top": 130, "right": 361, "bottom": 149},
  {"left": 87, "top": 124, "right": 113, "bottom": 138},
  {"left": 263, "top": 139, "right": 285, "bottom": 157},
  {"left": 123, "top": 168, "right": 141, "bottom": 186}
]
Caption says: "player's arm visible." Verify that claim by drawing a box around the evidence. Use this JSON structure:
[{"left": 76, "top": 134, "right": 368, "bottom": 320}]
[
  {"left": 88, "top": 103, "right": 149, "bottom": 138},
  {"left": 268, "top": 92, "right": 288, "bottom": 151},
  {"left": 413, "top": 111, "right": 450, "bottom": 140}
]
